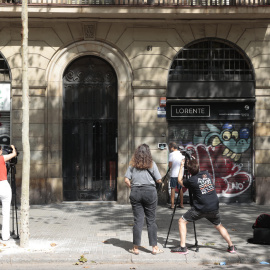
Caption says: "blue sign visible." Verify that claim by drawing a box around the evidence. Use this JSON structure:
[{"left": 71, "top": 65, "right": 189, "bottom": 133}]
[{"left": 157, "top": 107, "right": 166, "bottom": 118}]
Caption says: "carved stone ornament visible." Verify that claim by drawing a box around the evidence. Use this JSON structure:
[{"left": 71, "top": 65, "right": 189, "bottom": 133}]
[{"left": 83, "top": 23, "right": 96, "bottom": 41}]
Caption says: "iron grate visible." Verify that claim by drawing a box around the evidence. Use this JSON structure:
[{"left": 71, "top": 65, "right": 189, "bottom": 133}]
[{"left": 169, "top": 39, "right": 254, "bottom": 82}]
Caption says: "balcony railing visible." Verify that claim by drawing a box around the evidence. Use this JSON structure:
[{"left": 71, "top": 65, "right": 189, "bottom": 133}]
[{"left": 1, "top": 0, "right": 270, "bottom": 5}]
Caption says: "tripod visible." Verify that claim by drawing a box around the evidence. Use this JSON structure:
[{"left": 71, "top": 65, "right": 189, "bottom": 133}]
[
  {"left": 10, "top": 164, "right": 19, "bottom": 239},
  {"left": 164, "top": 160, "right": 199, "bottom": 252}
]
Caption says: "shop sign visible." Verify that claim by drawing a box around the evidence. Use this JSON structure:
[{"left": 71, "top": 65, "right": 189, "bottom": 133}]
[
  {"left": 171, "top": 105, "right": 210, "bottom": 118},
  {"left": 0, "top": 84, "right": 10, "bottom": 111},
  {"left": 167, "top": 100, "right": 254, "bottom": 120}
]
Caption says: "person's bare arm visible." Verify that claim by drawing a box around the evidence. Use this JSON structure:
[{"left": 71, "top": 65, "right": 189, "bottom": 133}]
[
  {"left": 124, "top": 177, "right": 131, "bottom": 188},
  {"left": 178, "top": 159, "right": 185, "bottom": 187},
  {"left": 3, "top": 145, "right": 16, "bottom": 162}
]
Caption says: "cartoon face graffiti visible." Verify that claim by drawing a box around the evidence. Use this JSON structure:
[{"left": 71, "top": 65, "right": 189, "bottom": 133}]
[
  {"left": 194, "top": 123, "right": 251, "bottom": 161},
  {"left": 175, "top": 122, "right": 253, "bottom": 199}
]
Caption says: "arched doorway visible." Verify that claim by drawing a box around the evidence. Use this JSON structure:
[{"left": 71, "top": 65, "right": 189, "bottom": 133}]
[
  {"left": 0, "top": 52, "right": 11, "bottom": 147},
  {"left": 166, "top": 38, "right": 255, "bottom": 203},
  {"left": 62, "top": 55, "right": 118, "bottom": 201}
]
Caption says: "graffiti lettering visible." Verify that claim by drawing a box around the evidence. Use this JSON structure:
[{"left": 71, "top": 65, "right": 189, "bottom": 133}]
[
  {"left": 230, "top": 182, "right": 244, "bottom": 190},
  {"left": 172, "top": 128, "right": 189, "bottom": 140}
]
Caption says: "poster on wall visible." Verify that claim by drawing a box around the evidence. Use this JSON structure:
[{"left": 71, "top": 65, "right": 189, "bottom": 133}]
[{"left": 0, "top": 84, "right": 10, "bottom": 146}]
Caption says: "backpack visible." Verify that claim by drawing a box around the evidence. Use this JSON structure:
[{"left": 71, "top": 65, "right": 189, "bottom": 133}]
[
  {"left": 252, "top": 214, "right": 270, "bottom": 245},
  {"left": 252, "top": 214, "right": 270, "bottom": 229}
]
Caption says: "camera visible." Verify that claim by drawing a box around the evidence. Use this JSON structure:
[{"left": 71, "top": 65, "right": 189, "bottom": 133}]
[
  {"left": 2, "top": 145, "right": 19, "bottom": 165},
  {"left": 178, "top": 146, "right": 193, "bottom": 160}
]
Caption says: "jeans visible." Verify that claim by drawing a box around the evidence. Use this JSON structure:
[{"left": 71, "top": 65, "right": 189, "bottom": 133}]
[
  {"left": 0, "top": 180, "right": 11, "bottom": 240},
  {"left": 129, "top": 186, "right": 157, "bottom": 246}
]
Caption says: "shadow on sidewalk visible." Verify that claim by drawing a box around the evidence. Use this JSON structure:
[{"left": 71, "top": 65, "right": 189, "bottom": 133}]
[{"left": 103, "top": 238, "right": 152, "bottom": 253}]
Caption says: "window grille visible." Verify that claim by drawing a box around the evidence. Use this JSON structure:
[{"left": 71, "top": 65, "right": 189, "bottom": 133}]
[{"left": 169, "top": 39, "right": 254, "bottom": 82}]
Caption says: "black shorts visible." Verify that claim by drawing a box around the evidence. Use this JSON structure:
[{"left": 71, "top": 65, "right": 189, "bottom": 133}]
[{"left": 182, "top": 207, "right": 221, "bottom": 226}]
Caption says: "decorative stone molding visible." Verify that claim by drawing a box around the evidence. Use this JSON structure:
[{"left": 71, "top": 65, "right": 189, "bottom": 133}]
[
  {"left": 83, "top": 23, "right": 97, "bottom": 41},
  {"left": 46, "top": 40, "right": 133, "bottom": 204}
]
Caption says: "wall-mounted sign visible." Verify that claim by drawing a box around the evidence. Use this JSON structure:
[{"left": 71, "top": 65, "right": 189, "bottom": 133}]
[
  {"left": 0, "top": 84, "right": 10, "bottom": 111},
  {"left": 160, "top": 97, "right": 166, "bottom": 107},
  {"left": 166, "top": 99, "right": 255, "bottom": 120},
  {"left": 157, "top": 107, "right": 166, "bottom": 118},
  {"left": 171, "top": 105, "right": 210, "bottom": 118}
]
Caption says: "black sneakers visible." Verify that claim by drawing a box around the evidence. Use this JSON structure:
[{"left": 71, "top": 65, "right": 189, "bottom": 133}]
[
  {"left": 227, "top": 245, "right": 237, "bottom": 253},
  {"left": 171, "top": 246, "right": 189, "bottom": 255}
]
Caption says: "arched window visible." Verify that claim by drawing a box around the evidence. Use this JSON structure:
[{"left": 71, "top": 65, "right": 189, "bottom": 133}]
[
  {"left": 0, "top": 52, "right": 11, "bottom": 81},
  {"left": 167, "top": 38, "right": 255, "bottom": 98}
]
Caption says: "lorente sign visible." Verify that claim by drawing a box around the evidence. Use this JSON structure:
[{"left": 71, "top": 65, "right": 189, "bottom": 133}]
[{"left": 171, "top": 105, "right": 210, "bottom": 118}]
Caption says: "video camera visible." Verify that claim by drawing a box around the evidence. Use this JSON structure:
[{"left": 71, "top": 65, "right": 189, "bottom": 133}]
[
  {"left": 178, "top": 146, "right": 193, "bottom": 160},
  {"left": 2, "top": 145, "right": 19, "bottom": 165}
]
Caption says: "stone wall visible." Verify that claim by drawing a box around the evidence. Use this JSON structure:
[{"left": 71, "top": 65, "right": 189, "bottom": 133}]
[{"left": 1, "top": 21, "right": 270, "bottom": 204}]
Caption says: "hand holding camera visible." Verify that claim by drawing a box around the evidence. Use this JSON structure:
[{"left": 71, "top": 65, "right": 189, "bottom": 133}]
[{"left": 3, "top": 145, "right": 19, "bottom": 165}]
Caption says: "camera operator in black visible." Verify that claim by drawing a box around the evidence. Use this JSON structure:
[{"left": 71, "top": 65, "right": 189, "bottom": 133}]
[{"left": 171, "top": 158, "right": 237, "bottom": 254}]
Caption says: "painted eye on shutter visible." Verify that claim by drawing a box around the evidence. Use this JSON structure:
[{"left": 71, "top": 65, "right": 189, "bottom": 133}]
[{"left": 222, "top": 131, "right": 231, "bottom": 141}]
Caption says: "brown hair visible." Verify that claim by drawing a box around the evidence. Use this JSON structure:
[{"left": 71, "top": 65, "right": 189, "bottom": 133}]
[
  {"left": 169, "top": 142, "right": 178, "bottom": 150},
  {"left": 186, "top": 158, "right": 199, "bottom": 176},
  {"left": 130, "top": 144, "right": 153, "bottom": 170}
]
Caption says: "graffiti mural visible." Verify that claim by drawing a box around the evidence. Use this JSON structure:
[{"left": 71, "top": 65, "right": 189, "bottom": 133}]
[
  {"left": 169, "top": 121, "right": 253, "bottom": 202},
  {"left": 193, "top": 123, "right": 251, "bottom": 162}
]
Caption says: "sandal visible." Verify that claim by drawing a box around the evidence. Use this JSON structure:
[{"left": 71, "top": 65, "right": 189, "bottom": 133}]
[
  {"left": 152, "top": 248, "right": 164, "bottom": 255},
  {"left": 129, "top": 248, "right": 139, "bottom": 255}
]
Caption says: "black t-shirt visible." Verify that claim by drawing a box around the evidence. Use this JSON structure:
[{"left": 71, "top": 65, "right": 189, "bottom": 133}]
[{"left": 183, "top": 170, "right": 219, "bottom": 212}]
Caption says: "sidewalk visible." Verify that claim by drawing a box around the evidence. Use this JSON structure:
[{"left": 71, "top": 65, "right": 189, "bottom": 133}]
[{"left": 0, "top": 202, "right": 270, "bottom": 265}]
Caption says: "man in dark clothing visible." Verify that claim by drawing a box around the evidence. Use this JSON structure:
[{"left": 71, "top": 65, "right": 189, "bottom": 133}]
[{"left": 171, "top": 158, "right": 237, "bottom": 255}]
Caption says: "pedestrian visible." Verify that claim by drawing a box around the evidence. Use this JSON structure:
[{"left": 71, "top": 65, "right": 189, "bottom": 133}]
[
  {"left": 171, "top": 158, "right": 237, "bottom": 254},
  {"left": 124, "top": 144, "right": 164, "bottom": 255},
  {"left": 0, "top": 145, "right": 17, "bottom": 241},
  {"left": 168, "top": 142, "right": 185, "bottom": 209}
]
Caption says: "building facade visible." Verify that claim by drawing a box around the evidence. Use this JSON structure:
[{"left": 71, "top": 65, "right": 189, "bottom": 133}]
[{"left": 0, "top": 1, "right": 270, "bottom": 204}]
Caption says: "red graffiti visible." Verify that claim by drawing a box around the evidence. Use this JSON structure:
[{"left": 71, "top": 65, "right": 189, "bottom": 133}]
[{"left": 182, "top": 144, "right": 252, "bottom": 197}]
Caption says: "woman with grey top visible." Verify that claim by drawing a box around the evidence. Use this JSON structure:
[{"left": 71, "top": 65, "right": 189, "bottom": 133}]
[{"left": 124, "top": 144, "right": 164, "bottom": 255}]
